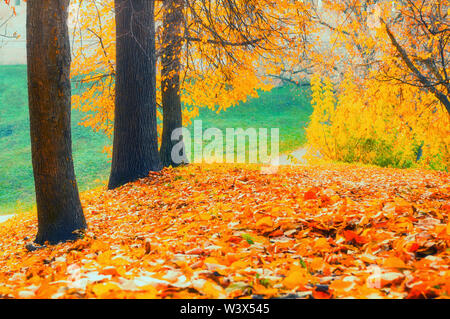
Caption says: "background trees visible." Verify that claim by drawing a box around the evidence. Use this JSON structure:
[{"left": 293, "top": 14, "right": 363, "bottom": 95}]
[
  {"left": 27, "top": 0, "right": 86, "bottom": 244},
  {"left": 303, "top": 0, "right": 449, "bottom": 171},
  {"left": 70, "top": 0, "right": 310, "bottom": 164},
  {"left": 69, "top": 0, "right": 448, "bottom": 171},
  {"left": 159, "top": 0, "right": 298, "bottom": 166}
]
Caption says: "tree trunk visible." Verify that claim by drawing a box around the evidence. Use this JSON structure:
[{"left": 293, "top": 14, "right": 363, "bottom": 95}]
[
  {"left": 27, "top": 0, "right": 86, "bottom": 245},
  {"left": 159, "top": 0, "right": 188, "bottom": 167},
  {"left": 109, "top": 0, "right": 162, "bottom": 189}
]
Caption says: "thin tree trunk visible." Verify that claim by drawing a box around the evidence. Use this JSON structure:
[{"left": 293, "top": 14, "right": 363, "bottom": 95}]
[
  {"left": 27, "top": 0, "right": 86, "bottom": 245},
  {"left": 109, "top": 0, "right": 162, "bottom": 189},
  {"left": 160, "top": 0, "right": 188, "bottom": 167}
]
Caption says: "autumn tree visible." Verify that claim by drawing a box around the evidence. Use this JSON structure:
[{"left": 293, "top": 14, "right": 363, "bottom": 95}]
[
  {"left": 304, "top": 0, "right": 450, "bottom": 170},
  {"left": 380, "top": 0, "right": 450, "bottom": 115},
  {"left": 302, "top": 0, "right": 449, "bottom": 114},
  {"left": 0, "top": 2, "right": 18, "bottom": 45},
  {"left": 108, "top": 0, "right": 162, "bottom": 189},
  {"left": 0, "top": 0, "right": 25, "bottom": 60},
  {"left": 159, "top": 0, "right": 276, "bottom": 167},
  {"left": 27, "top": 0, "right": 87, "bottom": 244},
  {"left": 70, "top": 0, "right": 309, "bottom": 165}
]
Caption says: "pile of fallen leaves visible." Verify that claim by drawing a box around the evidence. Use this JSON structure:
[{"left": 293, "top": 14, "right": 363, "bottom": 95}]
[{"left": 0, "top": 164, "right": 449, "bottom": 299}]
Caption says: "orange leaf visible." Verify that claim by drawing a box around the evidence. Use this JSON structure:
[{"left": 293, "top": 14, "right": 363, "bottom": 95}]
[
  {"left": 304, "top": 187, "right": 319, "bottom": 200},
  {"left": 383, "top": 257, "right": 407, "bottom": 269},
  {"left": 256, "top": 216, "right": 273, "bottom": 228}
]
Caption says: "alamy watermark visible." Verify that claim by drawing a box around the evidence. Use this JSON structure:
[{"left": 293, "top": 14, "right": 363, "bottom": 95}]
[{"left": 170, "top": 120, "right": 280, "bottom": 170}]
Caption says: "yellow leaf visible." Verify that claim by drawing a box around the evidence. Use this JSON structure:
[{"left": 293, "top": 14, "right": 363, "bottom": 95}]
[
  {"left": 256, "top": 216, "right": 273, "bottom": 228},
  {"left": 283, "top": 268, "right": 309, "bottom": 289},
  {"left": 230, "top": 260, "right": 248, "bottom": 270},
  {"left": 111, "top": 256, "right": 130, "bottom": 266},
  {"left": 91, "top": 282, "right": 121, "bottom": 298},
  {"left": 204, "top": 257, "right": 220, "bottom": 265},
  {"left": 97, "top": 250, "right": 112, "bottom": 265},
  {"left": 202, "top": 281, "right": 226, "bottom": 299}
]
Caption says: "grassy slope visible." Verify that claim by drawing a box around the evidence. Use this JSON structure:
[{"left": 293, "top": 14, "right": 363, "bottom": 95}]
[
  {"left": 193, "top": 85, "right": 312, "bottom": 155},
  {"left": 0, "top": 65, "right": 111, "bottom": 214},
  {"left": 0, "top": 65, "right": 312, "bottom": 215}
]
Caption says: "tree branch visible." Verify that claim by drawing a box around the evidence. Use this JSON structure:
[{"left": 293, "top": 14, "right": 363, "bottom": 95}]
[{"left": 382, "top": 18, "right": 450, "bottom": 115}]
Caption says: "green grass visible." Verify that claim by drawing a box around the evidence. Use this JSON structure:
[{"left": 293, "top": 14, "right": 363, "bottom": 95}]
[
  {"left": 0, "top": 65, "right": 111, "bottom": 215},
  {"left": 0, "top": 65, "right": 312, "bottom": 215},
  {"left": 190, "top": 85, "right": 312, "bottom": 156}
]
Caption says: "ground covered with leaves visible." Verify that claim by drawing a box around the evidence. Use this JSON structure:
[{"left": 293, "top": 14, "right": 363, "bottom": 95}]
[{"left": 0, "top": 164, "right": 449, "bottom": 299}]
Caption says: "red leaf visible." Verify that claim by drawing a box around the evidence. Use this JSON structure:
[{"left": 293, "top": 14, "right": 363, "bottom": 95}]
[{"left": 304, "top": 187, "right": 319, "bottom": 200}]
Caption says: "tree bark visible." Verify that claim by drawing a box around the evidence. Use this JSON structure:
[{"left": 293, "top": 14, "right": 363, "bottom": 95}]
[
  {"left": 160, "top": 0, "right": 188, "bottom": 167},
  {"left": 109, "top": 0, "right": 162, "bottom": 189},
  {"left": 27, "top": 0, "right": 87, "bottom": 245}
]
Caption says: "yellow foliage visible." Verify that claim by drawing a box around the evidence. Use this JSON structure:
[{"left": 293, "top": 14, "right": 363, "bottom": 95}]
[{"left": 306, "top": 74, "right": 450, "bottom": 170}]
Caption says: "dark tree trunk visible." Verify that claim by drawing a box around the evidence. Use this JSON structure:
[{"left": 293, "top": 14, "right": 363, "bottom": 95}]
[
  {"left": 27, "top": 0, "right": 86, "bottom": 245},
  {"left": 109, "top": 0, "right": 162, "bottom": 189},
  {"left": 159, "top": 0, "right": 188, "bottom": 167}
]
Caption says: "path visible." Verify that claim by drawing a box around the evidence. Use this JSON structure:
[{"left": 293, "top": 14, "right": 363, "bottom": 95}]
[
  {"left": 272, "top": 147, "right": 309, "bottom": 166},
  {"left": 0, "top": 214, "right": 13, "bottom": 224}
]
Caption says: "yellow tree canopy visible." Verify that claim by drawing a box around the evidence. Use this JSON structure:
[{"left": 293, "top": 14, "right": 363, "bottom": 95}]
[{"left": 305, "top": 0, "right": 450, "bottom": 170}]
